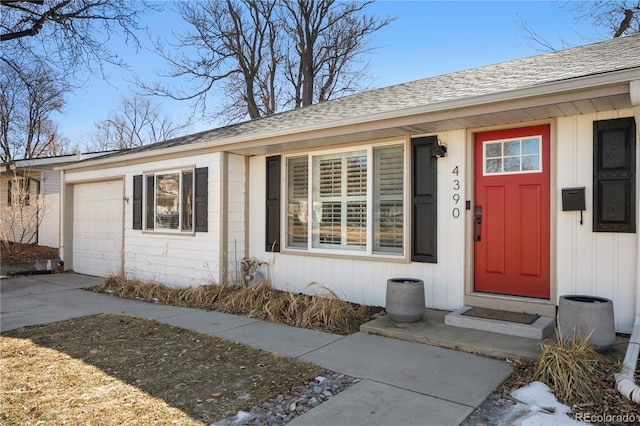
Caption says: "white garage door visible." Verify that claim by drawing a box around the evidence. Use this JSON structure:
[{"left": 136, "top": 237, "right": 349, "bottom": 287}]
[{"left": 72, "top": 180, "right": 124, "bottom": 277}]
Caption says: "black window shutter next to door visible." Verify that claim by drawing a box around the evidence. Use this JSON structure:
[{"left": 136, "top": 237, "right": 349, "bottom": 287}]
[
  {"left": 412, "top": 136, "right": 438, "bottom": 263},
  {"left": 593, "top": 117, "right": 636, "bottom": 233},
  {"left": 265, "top": 155, "right": 281, "bottom": 252}
]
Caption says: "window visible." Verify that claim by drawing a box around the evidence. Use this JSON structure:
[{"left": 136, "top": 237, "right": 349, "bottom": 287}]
[
  {"left": 133, "top": 167, "right": 208, "bottom": 232},
  {"left": 149, "top": 171, "right": 192, "bottom": 231},
  {"left": 593, "top": 117, "right": 636, "bottom": 233},
  {"left": 285, "top": 143, "right": 405, "bottom": 256},
  {"left": 483, "top": 136, "right": 541, "bottom": 175}
]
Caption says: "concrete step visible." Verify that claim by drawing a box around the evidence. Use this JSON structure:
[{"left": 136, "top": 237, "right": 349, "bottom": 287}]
[
  {"left": 361, "top": 309, "right": 545, "bottom": 361},
  {"left": 444, "top": 306, "right": 555, "bottom": 340}
]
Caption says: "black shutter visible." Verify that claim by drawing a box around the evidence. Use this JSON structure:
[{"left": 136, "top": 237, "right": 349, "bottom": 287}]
[
  {"left": 145, "top": 175, "right": 154, "bottom": 229},
  {"left": 265, "top": 155, "right": 281, "bottom": 252},
  {"left": 7, "top": 180, "right": 12, "bottom": 206},
  {"left": 412, "top": 136, "right": 438, "bottom": 262},
  {"left": 194, "top": 167, "right": 208, "bottom": 232},
  {"left": 593, "top": 117, "right": 636, "bottom": 233},
  {"left": 132, "top": 175, "right": 142, "bottom": 230}
]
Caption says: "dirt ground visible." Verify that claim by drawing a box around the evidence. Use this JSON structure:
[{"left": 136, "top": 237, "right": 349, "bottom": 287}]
[
  {"left": 2, "top": 314, "right": 326, "bottom": 425},
  {"left": 0, "top": 242, "right": 59, "bottom": 263}
]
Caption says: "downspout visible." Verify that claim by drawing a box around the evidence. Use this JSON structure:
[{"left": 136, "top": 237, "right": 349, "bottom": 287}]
[{"left": 615, "top": 80, "right": 640, "bottom": 403}]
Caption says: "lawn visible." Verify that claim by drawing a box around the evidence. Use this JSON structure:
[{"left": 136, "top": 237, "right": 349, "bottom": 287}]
[{"left": 1, "top": 314, "right": 327, "bottom": 425}]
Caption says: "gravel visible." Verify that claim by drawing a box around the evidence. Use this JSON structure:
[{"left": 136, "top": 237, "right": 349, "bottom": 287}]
[{"left": 212, "top": 372, "right": 359, "bottom": 426}]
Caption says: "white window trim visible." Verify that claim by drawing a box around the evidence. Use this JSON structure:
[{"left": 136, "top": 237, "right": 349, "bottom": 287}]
[
  {"left": 281, "top": 140, "right": 409, "bottom": 260},
  {"left": 142, "top": 167, "right": 196, "bottom": 234},
  {"left": 482, "top": 135, "right": 543, "bottom": 176}
]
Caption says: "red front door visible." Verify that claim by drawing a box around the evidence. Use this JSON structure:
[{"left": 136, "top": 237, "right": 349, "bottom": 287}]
[{"left": 473, "top": 125, "right": 550, "bottom": 299}]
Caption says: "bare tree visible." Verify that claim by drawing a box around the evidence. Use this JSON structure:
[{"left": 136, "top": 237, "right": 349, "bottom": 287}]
[
  {"left": 141, "top": 0, "right": 282, "bottom": 121},
  {"left": 520, "top": 1, "right": 640, "bottom": 51},
  {"left": 0, "top": 169, "right": 48, "bottom": 253},
  {"left": 1, "top": 0, "right": 154, "bottom": 78},
  {"left": 281, "top": 0, "right": 391, "bottom": 108},
  {"left": 142, "top": 0, "right": 393, "bottom": 122},
  {"left": 0, "top": 60, "right": 68, "bottom": 162},
  {"left": 1, "top": 1, "right": 157, "bottom": 160},
  {"left": 92, "top": 94, "right": 191, "bottom": 150},
  {"left": 562, "top": 0, "right": 640, "bottom": 38}
]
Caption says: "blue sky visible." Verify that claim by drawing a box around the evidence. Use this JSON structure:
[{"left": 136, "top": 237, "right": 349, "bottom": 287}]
[{"left": 55, "top": 1, "right": 607, "bottom": 148}]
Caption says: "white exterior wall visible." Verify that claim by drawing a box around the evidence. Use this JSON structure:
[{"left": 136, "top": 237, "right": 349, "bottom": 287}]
[
  {"left": 248, "top": 131, "right": 467, "bottom": 310},
  {"left": 224, "top": 153, "right": 247, "bottom": 284},
  {"left": 64, "top": 152, "right": 222, "bottom": 287},
  {"left": 556, "top": 109, "right": 637, "bottom": 333},
  {"left": 38, "top": 169, "right": 60, "bottom": 248}
]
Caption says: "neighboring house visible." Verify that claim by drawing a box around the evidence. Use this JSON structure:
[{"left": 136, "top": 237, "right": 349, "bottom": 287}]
[
  {"left": 1, "top": 153, "right": 114, "bottom": 248},
  {"left": 58, "top": 35, "right": 640, "bottom": 333}
]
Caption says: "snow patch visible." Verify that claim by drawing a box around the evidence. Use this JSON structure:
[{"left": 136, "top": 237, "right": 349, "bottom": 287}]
[{"left": 499, "top": 381, "right": 587, "bottom": 425}]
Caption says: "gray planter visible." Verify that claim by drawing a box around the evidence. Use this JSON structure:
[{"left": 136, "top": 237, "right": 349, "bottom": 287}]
[
  {"left": 385, "top": 278, "right": 425, "bottom": 322},
  {"left": 557, "top": 295, "right": 615, "bottom": 352}
]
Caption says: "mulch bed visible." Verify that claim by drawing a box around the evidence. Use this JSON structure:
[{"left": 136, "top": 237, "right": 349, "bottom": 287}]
[{"left": 1, "top": 242, "right": 59, "bottom": 263}]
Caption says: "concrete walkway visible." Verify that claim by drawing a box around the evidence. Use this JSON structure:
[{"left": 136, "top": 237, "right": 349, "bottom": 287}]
[{"left": 1, "top": 273, "right": 511, "bottom": 425}]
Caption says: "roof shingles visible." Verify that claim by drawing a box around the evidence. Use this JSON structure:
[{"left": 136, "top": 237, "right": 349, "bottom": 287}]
[{"left": 102, "top": 34, "right": 640, "bottom": 158}]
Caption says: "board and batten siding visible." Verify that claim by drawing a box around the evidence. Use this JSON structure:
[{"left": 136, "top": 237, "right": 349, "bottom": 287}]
[
  {"left": 556, "top": 109, "right": 637, "bottom": 333},
  {"left": 39, "top": 169, "right": 61, "bottom": 248},
  {"left": 248, "top": 131, "right": 466, "bottom": 310},
  {"left": 64, "top": 152, "right": 222, "bottom": 287},
  {"left": 224, "top": 153, "right": 247, "bottom": 284}
]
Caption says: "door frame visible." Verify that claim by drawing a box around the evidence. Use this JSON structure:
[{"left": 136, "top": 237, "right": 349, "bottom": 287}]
[{"left": 463, "top": 121, "right": 557, "bottom": 317}]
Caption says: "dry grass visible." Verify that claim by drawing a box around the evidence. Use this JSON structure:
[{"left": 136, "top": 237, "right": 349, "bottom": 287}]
[
  {"left": 88, "top": 275, "right": 382, "bottom": 335},
  {"left": 1, "top": 314, "right": 327, "bottom": 425},
  {"left": 533, "top": 330, "right": 604, "bottom": 404},
  {"left": 493, "top": 333, "right": 640, "bottom": 423}
]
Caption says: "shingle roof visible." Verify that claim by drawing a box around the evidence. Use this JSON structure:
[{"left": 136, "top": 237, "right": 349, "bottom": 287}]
[{"left": 98, "top": 34, "right": 640, "bottom": 158}]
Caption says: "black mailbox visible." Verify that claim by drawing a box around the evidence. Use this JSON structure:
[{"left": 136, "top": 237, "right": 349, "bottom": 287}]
[{"left": 561, "top": 187, "right": 586, "bottom": 211}]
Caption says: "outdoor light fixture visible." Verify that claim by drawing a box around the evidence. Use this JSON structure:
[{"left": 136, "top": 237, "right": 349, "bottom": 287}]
[{"left": 431, "top": 140, "right": 447, "bottom": 158}]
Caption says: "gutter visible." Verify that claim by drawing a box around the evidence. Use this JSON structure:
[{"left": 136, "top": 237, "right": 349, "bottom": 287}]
[
  {"left": 615, "top": 79, "right": 640, "bottom": 403},
  {"left": 57, "top": 68, "right": 639, "bottom": 172}
]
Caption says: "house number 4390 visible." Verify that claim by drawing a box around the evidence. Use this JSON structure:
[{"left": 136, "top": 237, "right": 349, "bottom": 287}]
[{"left": 452, "top": 166, "right": 461, "bottom": 218}]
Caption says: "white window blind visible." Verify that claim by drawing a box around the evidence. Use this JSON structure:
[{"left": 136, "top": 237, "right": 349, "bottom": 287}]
[
  {"left": 312, "top": 151, "right": 367, "bottom": 251},
  {"left": 284, "top": 142, "right": 404, "bottom": 257},
  {"left": 287, "top": 157, "right": 308, "bottom": 247},
  {"left": 374, "top": 145, "right": 404, "bottom": 253}
]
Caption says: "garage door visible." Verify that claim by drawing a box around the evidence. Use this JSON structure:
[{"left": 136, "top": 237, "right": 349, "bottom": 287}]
[{"left": 73, "top": 180, "right": 124, "bottom": 276}]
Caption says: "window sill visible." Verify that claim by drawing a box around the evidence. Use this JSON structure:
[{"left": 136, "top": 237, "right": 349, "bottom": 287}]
[
  {"left": 279, "top": 248, "right": 410, "bottom": 264},
  {"left": 141, "top": 230, "right": 197, "bottom": 236}
]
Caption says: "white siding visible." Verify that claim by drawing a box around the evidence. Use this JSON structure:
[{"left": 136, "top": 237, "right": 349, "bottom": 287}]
[
  {"left": 556, "top": 109, "right": 637, "bottom": 333},
  {"left": 65, "top": 152, "right": 223, "bottom": 287},
  {"left": 248, "top": 131, "right": 466, "bottom": 310},
  {"left": 224, "top": 153, "right": 247, "bottom": 284},
  {"left": 38, "top": 170, "right": 60, "bottom": 248}
]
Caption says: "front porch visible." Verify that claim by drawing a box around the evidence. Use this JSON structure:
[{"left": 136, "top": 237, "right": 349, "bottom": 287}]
[{"left": 360, "top": 309, "right": 629, "bottom": 362}]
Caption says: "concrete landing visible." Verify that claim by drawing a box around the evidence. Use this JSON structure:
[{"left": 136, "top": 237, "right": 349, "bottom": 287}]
[
  {"left": 361, "top": 309, "right": 547, "bottom": 361},
  {"left": 444, "top": 306, "right": 555, "bottom": 340}
]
